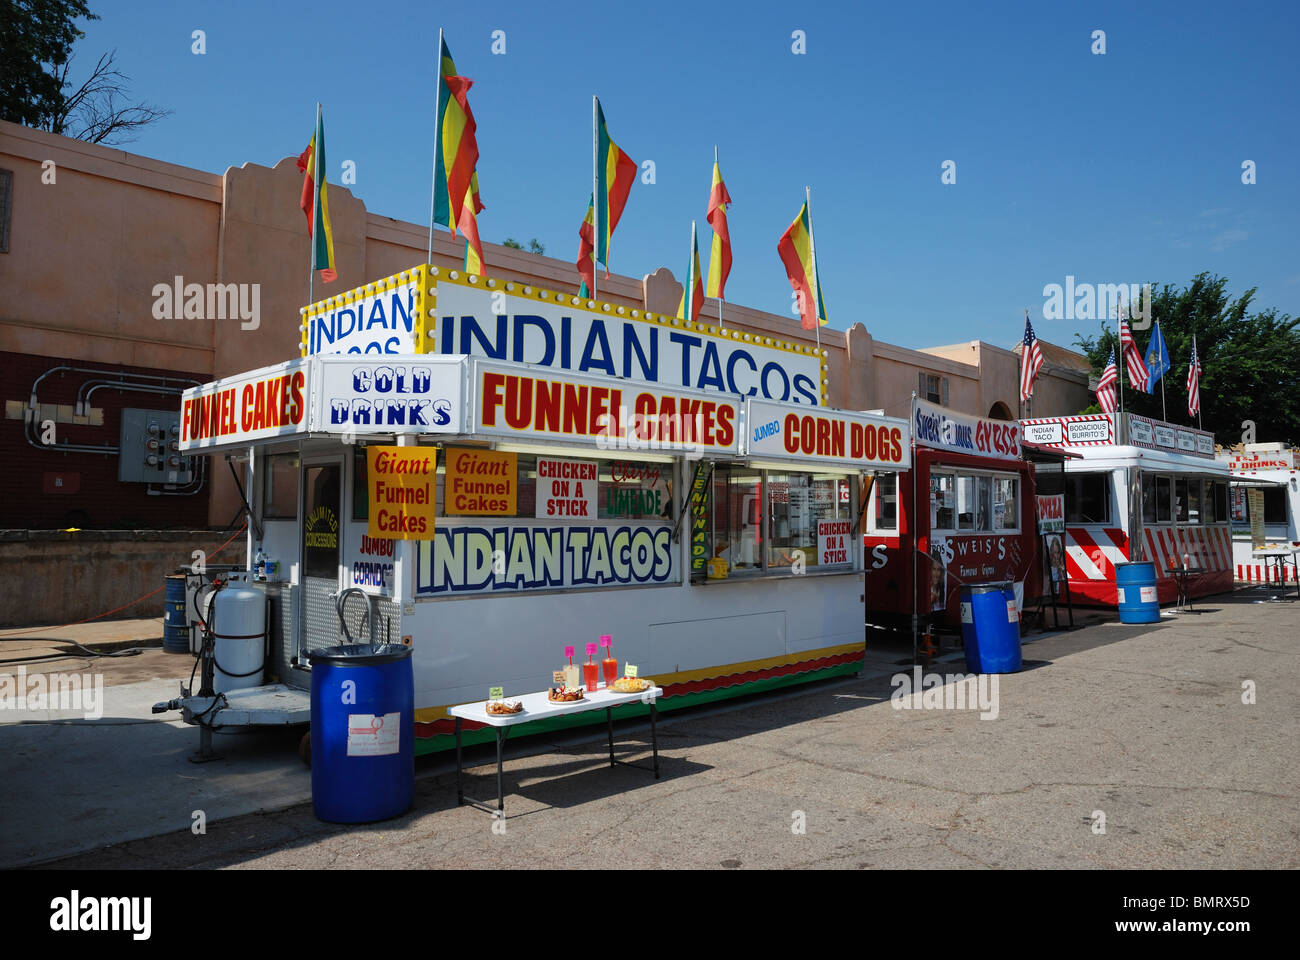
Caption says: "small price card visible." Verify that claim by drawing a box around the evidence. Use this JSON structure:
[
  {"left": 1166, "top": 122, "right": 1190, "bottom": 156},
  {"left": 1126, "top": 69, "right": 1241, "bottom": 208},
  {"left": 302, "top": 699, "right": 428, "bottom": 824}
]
[
  {"left": 552, "top": 671, "right": 566, "bottom": 684},
  {"left": 586, "top": 642, "right": 598, "bottom": 657},
  {"left": 625, "top": 664, "right": 638, "bottom": 678},
  {"left": 489, "top": 686, "right": 504, "bottom": 700}
]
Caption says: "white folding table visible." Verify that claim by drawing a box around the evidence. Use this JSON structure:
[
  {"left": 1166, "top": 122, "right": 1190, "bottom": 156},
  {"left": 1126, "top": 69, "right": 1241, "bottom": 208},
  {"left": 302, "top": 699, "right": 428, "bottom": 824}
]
[{"left": 447, "top": 683, "right": 663, "bottom": 815}]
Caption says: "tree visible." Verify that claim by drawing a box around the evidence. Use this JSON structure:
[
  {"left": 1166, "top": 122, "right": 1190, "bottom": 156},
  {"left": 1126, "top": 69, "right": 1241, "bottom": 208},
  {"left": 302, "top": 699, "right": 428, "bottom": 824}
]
[
  {"left": 1, "top": 2, "right": 169, "bottom": 144},
  {"left": 47, "top": 49, "right": 170, "bottom": 144},
  {"left": 1073, "top": 274, "right": 1300, "bottom": 446},
  {"left": 0, "top": 0, "right": 97, "bottom": 129},
  {"left": 502, "top": 237, "right": 545, "bottom": 255}
]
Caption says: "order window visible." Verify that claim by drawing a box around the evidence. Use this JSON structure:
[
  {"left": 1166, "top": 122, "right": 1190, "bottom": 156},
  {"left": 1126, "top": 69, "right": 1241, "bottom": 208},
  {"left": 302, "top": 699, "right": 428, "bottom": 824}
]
[
  {"left": 931, "top": 470, "right": 1019, "bottom": 533},
  {"left": 873, "top": 473, "right": 898, "bottom": 531},
  {"left": 1063, "top": 472, "right": 1110, "bottom": 524}
]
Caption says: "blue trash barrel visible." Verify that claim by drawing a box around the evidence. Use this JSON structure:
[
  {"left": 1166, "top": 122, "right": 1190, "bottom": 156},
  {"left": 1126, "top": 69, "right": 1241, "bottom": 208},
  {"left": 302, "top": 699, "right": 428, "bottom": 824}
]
[
  {"left": 1116, "top": 561, "right": 1161, "bottom": 623},
  {"left": 308, "top": 643, "right": 414, "bottom": 823},
  {"left": 960, "top": 581, "right": 1022, "bottom": 674},
  {"left": 163, "top": 574, "right": 190, "bottom": 653}
]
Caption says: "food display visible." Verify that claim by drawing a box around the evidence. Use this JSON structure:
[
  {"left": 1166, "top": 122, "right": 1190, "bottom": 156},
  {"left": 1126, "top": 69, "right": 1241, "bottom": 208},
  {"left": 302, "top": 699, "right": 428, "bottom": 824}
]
[
  {"left": 610, "top": 676, "right": 649, "bottom": 694},
  {"left": 485, "top": 699, "right": 524, "bottom": 716},
  {"left": 547, "top": 685, "right": 585, "bottom": 703}
]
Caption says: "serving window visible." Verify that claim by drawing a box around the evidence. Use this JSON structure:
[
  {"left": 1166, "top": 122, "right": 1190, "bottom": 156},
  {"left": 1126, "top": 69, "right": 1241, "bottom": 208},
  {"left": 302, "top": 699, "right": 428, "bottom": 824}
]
[
  {"left": 870, "top": 473, "right": 898, "bottom": 532},
  {"left": 1141, "top": 474, "right": 1227, "bottom": 524},
  {"left": 929, "top": 468, "right": 1020, "bottom": 533},
  {"left": 704, "top": 465, "right": 857, "bottom": 576}
]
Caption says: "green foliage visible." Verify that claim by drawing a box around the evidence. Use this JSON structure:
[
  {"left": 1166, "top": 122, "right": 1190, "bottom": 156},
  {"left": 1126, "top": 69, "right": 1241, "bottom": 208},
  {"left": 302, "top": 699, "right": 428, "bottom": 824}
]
[
  {"left": 0, "top": 0, "right": 98, "bottom": 129},
  {"left": 501, "top": 237, "right": 545, "bottom": 255},
  {"left": 1073, "top": 273, "right": 1299, "bottom": 445}
]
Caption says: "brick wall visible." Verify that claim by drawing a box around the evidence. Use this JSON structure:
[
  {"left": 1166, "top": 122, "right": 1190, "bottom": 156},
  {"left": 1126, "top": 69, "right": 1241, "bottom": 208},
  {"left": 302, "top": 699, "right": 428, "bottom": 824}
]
[{"left": 1, "top": 351, "right": 212, "bottom": 529}]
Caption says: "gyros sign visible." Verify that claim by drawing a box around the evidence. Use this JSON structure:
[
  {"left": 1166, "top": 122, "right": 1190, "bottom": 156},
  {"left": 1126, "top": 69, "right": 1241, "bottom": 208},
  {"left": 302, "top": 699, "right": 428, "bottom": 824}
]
[{"left": 913, "top": 398, "right": 1019, "bottom": 460}]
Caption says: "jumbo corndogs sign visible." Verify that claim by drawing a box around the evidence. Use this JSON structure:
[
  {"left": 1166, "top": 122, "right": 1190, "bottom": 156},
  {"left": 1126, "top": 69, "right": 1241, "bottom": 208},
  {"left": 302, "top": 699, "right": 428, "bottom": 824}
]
[
  {"left": 179, "top": 360, "right": 308, "bottom": 450},
  {"left": 471, "top": 360, "right": 741, "bottom": 456},
  {"left": 744, "top": 399, "right": 911, "bottom": 469}
]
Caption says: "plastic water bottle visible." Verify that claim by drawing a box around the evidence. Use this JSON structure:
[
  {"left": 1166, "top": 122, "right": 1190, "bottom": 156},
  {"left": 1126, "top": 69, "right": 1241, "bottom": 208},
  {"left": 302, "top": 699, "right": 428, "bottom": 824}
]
[{"left": 254, "top": 546, "right": 267, "bottom": 581}]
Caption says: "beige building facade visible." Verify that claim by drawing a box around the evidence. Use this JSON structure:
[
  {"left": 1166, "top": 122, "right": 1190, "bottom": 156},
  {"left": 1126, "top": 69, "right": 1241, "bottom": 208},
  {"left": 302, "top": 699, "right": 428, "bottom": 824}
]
[{"left": 1, "top": 118, "right": 1092, "bottom": 536}]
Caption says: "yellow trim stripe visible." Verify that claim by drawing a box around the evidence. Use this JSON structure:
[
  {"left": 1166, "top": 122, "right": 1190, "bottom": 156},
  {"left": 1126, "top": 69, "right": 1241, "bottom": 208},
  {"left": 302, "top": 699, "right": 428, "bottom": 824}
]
[{"left": 412, "top": 641, "right": 863, "bottom": 722}]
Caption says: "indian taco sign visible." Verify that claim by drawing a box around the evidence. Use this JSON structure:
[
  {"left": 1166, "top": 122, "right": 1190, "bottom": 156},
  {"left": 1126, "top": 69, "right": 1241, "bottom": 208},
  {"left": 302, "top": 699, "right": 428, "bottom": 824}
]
[
  {"left": 744, "top": 399, "right": 911, "bottom": 468},
  {"left": 415, "top": 524, "right": 675, "bottom": 595},
  {"left": 179, "top": 361, "right": 307, "bottom": 450},
  {"left": 367, "top": 446, "right": 437, "bottom": 539},
  {"left": 434, "top": 272, "right": 825, "bottom": 405},
  {"left": 913, "top": 398, "right": 1020, "bottom": 460},
  {"left": 302, "top": 266, "right": 429, "bottom": 357}
]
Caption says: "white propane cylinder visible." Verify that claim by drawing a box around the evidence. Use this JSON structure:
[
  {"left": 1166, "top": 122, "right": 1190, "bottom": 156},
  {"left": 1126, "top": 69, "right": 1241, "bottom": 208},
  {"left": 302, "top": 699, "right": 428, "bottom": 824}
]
[{"left": 212, "top": 584, "right": 266, "bottom": 694}]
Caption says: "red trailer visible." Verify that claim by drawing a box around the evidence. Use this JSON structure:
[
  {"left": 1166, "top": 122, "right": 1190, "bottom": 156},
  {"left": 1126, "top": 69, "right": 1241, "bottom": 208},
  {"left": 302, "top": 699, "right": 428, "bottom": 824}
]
[{"left": 864, "top": 398, "right": 1041, "bottom": 635}]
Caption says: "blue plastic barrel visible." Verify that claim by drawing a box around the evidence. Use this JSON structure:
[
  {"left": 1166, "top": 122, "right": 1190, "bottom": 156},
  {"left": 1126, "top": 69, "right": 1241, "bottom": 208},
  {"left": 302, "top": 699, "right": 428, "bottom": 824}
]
[
  {"left": 960, "top": 581, "right": 1022, "bottom": 674},
  {"left": 308, "top": 643, "right": 414, "bottom": 823},
  {"left": 1116, "top": 561, "right": 1160, "bottom": 623},
  {"left": 163, "top": 574, "right": 190, "bottom": 653}
]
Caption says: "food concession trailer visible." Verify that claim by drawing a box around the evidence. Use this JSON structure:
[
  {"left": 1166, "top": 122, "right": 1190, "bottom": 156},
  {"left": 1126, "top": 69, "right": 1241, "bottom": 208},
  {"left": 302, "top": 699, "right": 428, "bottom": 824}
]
[
  {"left": 862, "top": 398, "right": 1040, "bottom": 637},
  {"left": 1221, "top": 443, "right": 1300, "bottom": 583},
  {"left": 1019, "top": 413, "right": 1232, "bottom": 605},
  {"left": 157, "top": 267, "right": 911, "bottom": 755}
]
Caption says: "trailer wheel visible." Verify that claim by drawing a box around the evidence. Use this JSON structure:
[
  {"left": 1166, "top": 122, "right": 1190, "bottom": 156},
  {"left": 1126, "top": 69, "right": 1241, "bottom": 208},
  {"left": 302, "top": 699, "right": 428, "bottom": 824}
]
[{"left": 298, "top": 730, "right": 311, "bottom": 768}]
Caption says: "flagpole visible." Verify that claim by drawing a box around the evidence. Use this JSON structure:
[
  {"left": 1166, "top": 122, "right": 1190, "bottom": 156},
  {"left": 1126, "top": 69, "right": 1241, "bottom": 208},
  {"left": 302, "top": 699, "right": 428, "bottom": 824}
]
[
  {"left": 592, "top": 96, "right": 599, "bottom": 302},
  {"left": 689, "top": 219, "right": 697, "bottom": 321},
  {"left": 1116, "top": 300, "right": 1125, "bottom": 419},
  {"left": 427, "top": 28, "right": 444, "bottom": 265},
  {"left": 1024, "top": 307, "right": 1032, "bottom": 420},
  {"left": 805, "top": 185, "right": 821, "bottom": 355},
  {"left": 309, "top": 102, "right": 321, "bottom": 310}
]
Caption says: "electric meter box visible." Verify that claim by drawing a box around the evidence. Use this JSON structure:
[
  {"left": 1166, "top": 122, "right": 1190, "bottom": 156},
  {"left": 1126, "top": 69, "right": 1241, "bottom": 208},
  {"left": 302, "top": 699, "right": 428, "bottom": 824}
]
[{"left": 118, "top": 407, "right": 195, "bottom": 484}]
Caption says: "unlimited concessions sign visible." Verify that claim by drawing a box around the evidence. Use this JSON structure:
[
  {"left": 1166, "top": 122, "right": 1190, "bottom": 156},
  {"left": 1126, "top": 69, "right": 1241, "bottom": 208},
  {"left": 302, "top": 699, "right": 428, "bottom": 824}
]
[
  {"left": 472, "top": 360, "right": 741, "bottom": 456},
  {"left": 744, "top": 399, "right": 911, "bottom": 469},
  {"left": 913, "top": 399, "right": 1020, "bottom": 460}
]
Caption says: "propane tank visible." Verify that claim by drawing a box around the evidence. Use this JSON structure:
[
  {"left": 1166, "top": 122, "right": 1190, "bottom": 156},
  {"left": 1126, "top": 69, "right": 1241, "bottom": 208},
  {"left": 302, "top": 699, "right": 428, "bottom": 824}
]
[{"left": 211, "top": 584, "right": 267, "bottom": 693}]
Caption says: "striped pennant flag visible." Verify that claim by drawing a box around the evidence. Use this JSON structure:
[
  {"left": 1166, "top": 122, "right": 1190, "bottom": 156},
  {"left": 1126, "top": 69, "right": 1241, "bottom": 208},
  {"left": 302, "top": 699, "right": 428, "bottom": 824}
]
[
  {"left": 576, "top": 194, "right": 595, "bottom": 296},
  {"left": 459, "top": 172, "right": 485, "bottom": 275},
  {"left": 296, "top": 105, "right": 337, "bottom": 283},
  {"left": 1096, "top": 350, "right": 1118, "bottom": 413},
  {"left": 594, "top": 99, "right": 637, "bottom": 271},
  {"left": 1187, "top": 336, "right": 1201, "bottom": 417},
  {"left": 433, "top": 38, "right": 481, "bottom": 241},
  {"left": 705, "top": 158, "right": 732, "bottom": 300},
  {"left": 677, "top": 221, "right": 705, "bottom": 322},
  {"left": 777, "top": 200, "right": 827, "bottom": 330}
]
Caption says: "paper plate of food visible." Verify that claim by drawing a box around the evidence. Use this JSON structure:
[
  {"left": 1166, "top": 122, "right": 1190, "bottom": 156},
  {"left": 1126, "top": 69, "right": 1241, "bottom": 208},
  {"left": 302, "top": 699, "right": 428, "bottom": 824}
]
[
  {"left": 485, "top": 699, "right": 524, "bottom": 716},
  {"left": 547, "top": 685, "right": 585, "bottom": 703},
  {"left": 609, "top": 676, "right": 651, "bottom": 694}
]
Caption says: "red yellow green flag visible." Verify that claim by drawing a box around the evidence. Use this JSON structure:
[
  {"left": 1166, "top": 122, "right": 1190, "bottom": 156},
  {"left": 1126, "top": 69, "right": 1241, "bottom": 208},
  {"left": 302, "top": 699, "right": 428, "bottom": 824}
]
[
  {"left": 576, "top": 194, "right": 595, "bottom": 296},
  {"left": 677, "top": 221, "right": 705, "bottom": 322},
  {"left": 705, "top": 160, "right": 732, "bottom": 300},
  {"left": 433, "top": 37, "right": 480, "bottom": 239},
  {"left": 296, "top": 106, "right": 337, "bottom": 283},
  {"left": 594, "top": 99, "right": 637, "bottom": 269},
  {"left": 459, "top": 172, "right": 485, "bottom": 275},
  {"left": 777, "top": 201, "right": 827, "bottom": 330}
]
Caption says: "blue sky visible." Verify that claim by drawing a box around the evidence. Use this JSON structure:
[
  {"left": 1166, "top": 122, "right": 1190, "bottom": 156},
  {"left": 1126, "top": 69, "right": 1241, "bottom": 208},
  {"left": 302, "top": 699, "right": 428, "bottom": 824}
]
[{"left": 74, "top": 0, "right": 1298, "bottom": 351}]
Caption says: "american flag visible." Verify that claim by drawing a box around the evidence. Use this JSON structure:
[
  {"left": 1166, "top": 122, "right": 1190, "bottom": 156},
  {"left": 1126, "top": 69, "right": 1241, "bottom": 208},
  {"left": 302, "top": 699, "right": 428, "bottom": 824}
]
[
  {"left": 1096, "top": 350, "right": 1118, "bottom": 413},
  {"left": 1020, "top": 314, "right": 1045, "bottom": 402},
  {"left": 1187, "top": 335, "right": 1201, "bottom": 417},
  {"left": 1118, "top": 317, "right": 1149, "bottom": 392}
]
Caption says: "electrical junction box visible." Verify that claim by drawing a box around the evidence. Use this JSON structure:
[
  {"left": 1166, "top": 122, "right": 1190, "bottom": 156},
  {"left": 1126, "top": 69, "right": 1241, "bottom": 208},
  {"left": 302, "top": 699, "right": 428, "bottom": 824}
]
[{"left": 118, "top": 407, "right": 195, "bottom": 484}]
